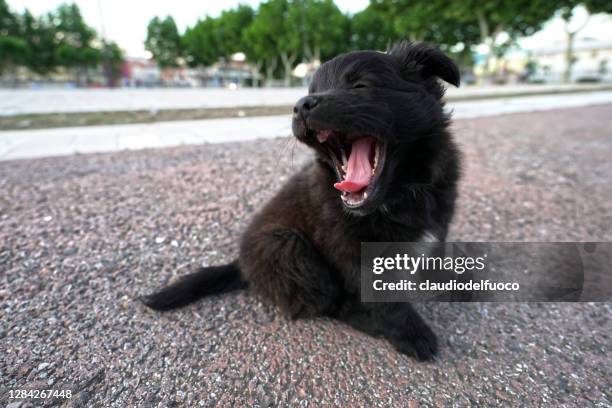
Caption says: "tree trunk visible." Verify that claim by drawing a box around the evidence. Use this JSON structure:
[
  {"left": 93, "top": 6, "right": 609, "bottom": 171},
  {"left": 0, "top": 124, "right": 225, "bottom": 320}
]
[
  {"left": 252, "top": 60, "right": 263, "bottom": 88},
  {"left": 280, "top": 52, "right": 296, "bottom": 87},
  {"left": 476, "top": 10, "right": 491, "bottom": 81},
  {"left": 313, "top": 45, "right": 320, "bottom": 65},
  {"left": 264, "top": 57, "right": 278, "bottom": 87},
  {"left": 476, "top": 11, "right": 503, "bottom": 83},
  {"left": 562, "top": 8, "right": 590, "bottom": 84},
  {"left": 563, "top": 30, "right": 575, "bottom": 83}
]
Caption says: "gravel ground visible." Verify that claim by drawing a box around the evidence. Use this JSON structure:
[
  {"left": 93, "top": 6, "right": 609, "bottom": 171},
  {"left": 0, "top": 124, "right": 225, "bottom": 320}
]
[{"left": 1, "top": 105, "right": 611, "bottom": 407}]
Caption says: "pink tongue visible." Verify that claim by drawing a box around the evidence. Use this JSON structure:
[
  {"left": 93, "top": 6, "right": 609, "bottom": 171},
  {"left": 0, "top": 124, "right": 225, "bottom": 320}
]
[{"left": 334, "top": 137, "right": 375, "bottom": 193}]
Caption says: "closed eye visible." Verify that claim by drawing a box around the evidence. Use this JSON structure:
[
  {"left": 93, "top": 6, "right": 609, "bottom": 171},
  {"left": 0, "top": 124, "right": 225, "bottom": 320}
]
[{"left": 353, "top": 83, "right": 367, "bottom": 89}]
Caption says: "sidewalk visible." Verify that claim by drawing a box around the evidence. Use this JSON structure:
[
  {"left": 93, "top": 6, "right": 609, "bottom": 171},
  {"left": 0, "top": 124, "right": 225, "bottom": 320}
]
[{"left": 1, "top": 91, "right": 612, "bottom": 161}]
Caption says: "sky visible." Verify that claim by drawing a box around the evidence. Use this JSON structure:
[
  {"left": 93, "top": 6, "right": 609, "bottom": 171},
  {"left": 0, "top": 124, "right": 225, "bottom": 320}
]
[{"left": 7, "top": 0, "right": 612, "bottom": 58}]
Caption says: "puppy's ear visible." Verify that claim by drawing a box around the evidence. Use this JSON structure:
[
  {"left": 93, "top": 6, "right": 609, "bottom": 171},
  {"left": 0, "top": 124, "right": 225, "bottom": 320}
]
[{"left": 389, "top": 41, "right": 460, "bottom": 87}]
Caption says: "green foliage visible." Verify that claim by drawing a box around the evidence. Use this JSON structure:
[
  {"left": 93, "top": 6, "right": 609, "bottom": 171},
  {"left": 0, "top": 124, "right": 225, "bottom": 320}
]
[
  {"left": 183, "top": 17, "right": 219, "bottom": 67},
  {"left": 287, "top": 0, "right": 351, "bottom": 61},
  {"left": 51, "top": 3, "right": 95, "bottom": 47},
  {"left": 446, "top": 0, "right": 559, "bottom": 41},
  {"left": 182, "top": 5, "right": 254, "bottom": 68},
  {"left": 441, "top": 0, "right": 559, "bottom": 76},
  {"left": 242, "top": 0, "right": 290, "bottom": 72},
  {"left": 347, "top": 0, "right": 481, "bottom": 73},
  {"left": 4, "top": 0, "right": 612, "bottom": 84},
  {"left": 101, "top": 40, "right": 124, "bottom": 85},
  {"left": 0, "top": 0, "right": 19, "bottom": 35},
  {"left": 0, "top": 36, "right": 27, "bottom": 73},
  {"left": 1, "top": 2, "right": 114, "bottom": 78},
  {"left": 51, "top": 3, "right": 101, "bottom": 71},
  {"left": 216, "top": 5, "right": 254, "bottom": 58},
  {"left": 350, "top": 4, "right": 396, "bottom": 50},
  {"left": 20, "top": 10, "right": 58, "bottom": 75},
  {"left": 365, "top": 0, "right": 481, "bottom": 52},
  {"left": 145, "top": 16, "right": 182, "bottom": 68},
  {"left": 0, "top": 0, "right": 27, "bottom": 73},
  {"left": 583, "top": 0, "right": 612, "bottom": 14}
]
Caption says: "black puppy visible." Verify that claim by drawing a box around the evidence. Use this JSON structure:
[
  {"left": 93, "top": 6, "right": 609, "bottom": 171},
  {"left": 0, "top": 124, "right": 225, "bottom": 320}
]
[{"left": 143, "top": 41, "right": 461, "bottom": 361}]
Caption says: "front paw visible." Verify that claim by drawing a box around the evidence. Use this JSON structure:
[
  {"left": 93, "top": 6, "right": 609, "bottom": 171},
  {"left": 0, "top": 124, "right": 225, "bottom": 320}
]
[{"left": 391, "top": 325, "right": 438, "bottom": 361}]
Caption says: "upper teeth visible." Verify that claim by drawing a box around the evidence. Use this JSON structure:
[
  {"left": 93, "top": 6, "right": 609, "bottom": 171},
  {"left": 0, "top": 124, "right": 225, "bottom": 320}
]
[{"left": 374, "top": 143, "right": 379, "bottom": 169}]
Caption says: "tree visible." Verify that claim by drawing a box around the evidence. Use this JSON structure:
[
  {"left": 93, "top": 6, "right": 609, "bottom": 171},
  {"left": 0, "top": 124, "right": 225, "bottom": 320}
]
[
  {"left": 243, "top": 0, "right": 291, "bottom": 86},
  {"left": 1, "top": 2, "right": 120, "bottom": 86},
  {"left": 215, "top": 5, "right": 254, "bottom": 59},
  {"left": 50, "top": 3, "right": 101, "bottom": 84},
  {"left": 350, "top": 4, "right": 396, "bottom": 51},
  {"left": 0, "top": 0, "right": 27, "bottom": 76},
  {"left": 101, "top": 40, "right": 124, "bottom": 87},
  {"left": 287, "top": 0, "right": 350, "bottom": 63},
  {"left": 183, "top": 17, "right": 220, "bottom": 68},
  {"left": 372, "top": 1, "right": 443, "bottom": 44},
  {"left": 558, "top": 0, "right": 612, "bottom": 82},
  {"left": 386, "top": 1, "right": 480, "bottom": 52},
  {"left": 348, "top": 0, "right": 481, "bottom": 78},
  {"left": 446, "top": 0, "right": 559, "bottom": 78},
  {"left": 145, "top": 16, "right": 183, "bottom": 68},
  {"left": 20, "top": 10, "right": 58, "bottom": 76}
]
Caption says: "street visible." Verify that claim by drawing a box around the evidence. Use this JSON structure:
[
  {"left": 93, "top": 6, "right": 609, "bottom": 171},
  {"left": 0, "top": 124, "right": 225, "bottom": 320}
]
[{"left": 1, "top": 84, "right": 610, "bottom": 116}]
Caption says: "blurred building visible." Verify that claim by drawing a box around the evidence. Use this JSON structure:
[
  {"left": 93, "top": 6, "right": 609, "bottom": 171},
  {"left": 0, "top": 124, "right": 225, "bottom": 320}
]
[
  {"left": 485, "top": 38, "right": 612, "bottom": 84},
  {"left": 120, "top": 54, "right": 256, "bottom": 88},
  {"left": 198, "top": 61, "right": 254, "bottom": 87},
  {"left": 527, "top": 38, "right": 612, "bottom": 83},
  {"left": 121, "top": 58, "right": 161, "bottom": 87}
]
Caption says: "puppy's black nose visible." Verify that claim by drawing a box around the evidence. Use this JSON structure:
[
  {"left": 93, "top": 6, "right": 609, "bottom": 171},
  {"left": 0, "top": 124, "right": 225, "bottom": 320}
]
[{"left": 293, "top": 95, "right": 319, "bottom": 118}]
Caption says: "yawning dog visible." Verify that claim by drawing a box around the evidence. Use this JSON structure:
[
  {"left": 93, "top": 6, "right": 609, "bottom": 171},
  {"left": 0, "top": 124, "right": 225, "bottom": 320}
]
[{"left": 143, "top": 41, "right": 461, "bottom": 361}]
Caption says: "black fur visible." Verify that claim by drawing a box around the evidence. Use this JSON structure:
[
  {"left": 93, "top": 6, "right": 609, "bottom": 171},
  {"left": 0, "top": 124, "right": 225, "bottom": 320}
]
[
  {"left": 141, "top": 262, "right": 246, "bottom": 311},
  {"left": 143, "top": 41, "right": 461, "bottom": 361}
]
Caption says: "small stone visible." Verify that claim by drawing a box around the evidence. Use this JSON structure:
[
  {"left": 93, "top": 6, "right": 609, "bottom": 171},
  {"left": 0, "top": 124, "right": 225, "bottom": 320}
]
[
  {"left": 155, "top": 236, "right": 166, "bottom": 244},
  {"left": 76, "top": 391, "right": 90, "bottom": 406},
  {"left": 64, "top": 247, "right": 78, "bottom": 256},
  {"left": 176, "top": 390, "right": 186, "bottom": 401}
]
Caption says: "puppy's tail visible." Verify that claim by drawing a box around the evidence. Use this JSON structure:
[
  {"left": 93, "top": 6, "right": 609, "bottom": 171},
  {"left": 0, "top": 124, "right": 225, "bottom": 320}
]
[{"left": 140, "top": 261, "right": 247, "bottom": 311}]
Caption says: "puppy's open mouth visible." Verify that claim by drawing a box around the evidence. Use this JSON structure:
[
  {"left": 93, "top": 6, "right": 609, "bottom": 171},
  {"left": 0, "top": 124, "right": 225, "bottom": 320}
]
[{"left": 317, "top": 130, "right": 385, "bottom": 208}]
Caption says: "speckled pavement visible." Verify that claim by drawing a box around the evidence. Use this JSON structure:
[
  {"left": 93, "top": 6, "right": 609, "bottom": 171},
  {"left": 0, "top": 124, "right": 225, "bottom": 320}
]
[{"left": 1, "top": 105, "right": 611, "bottom": 407}]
